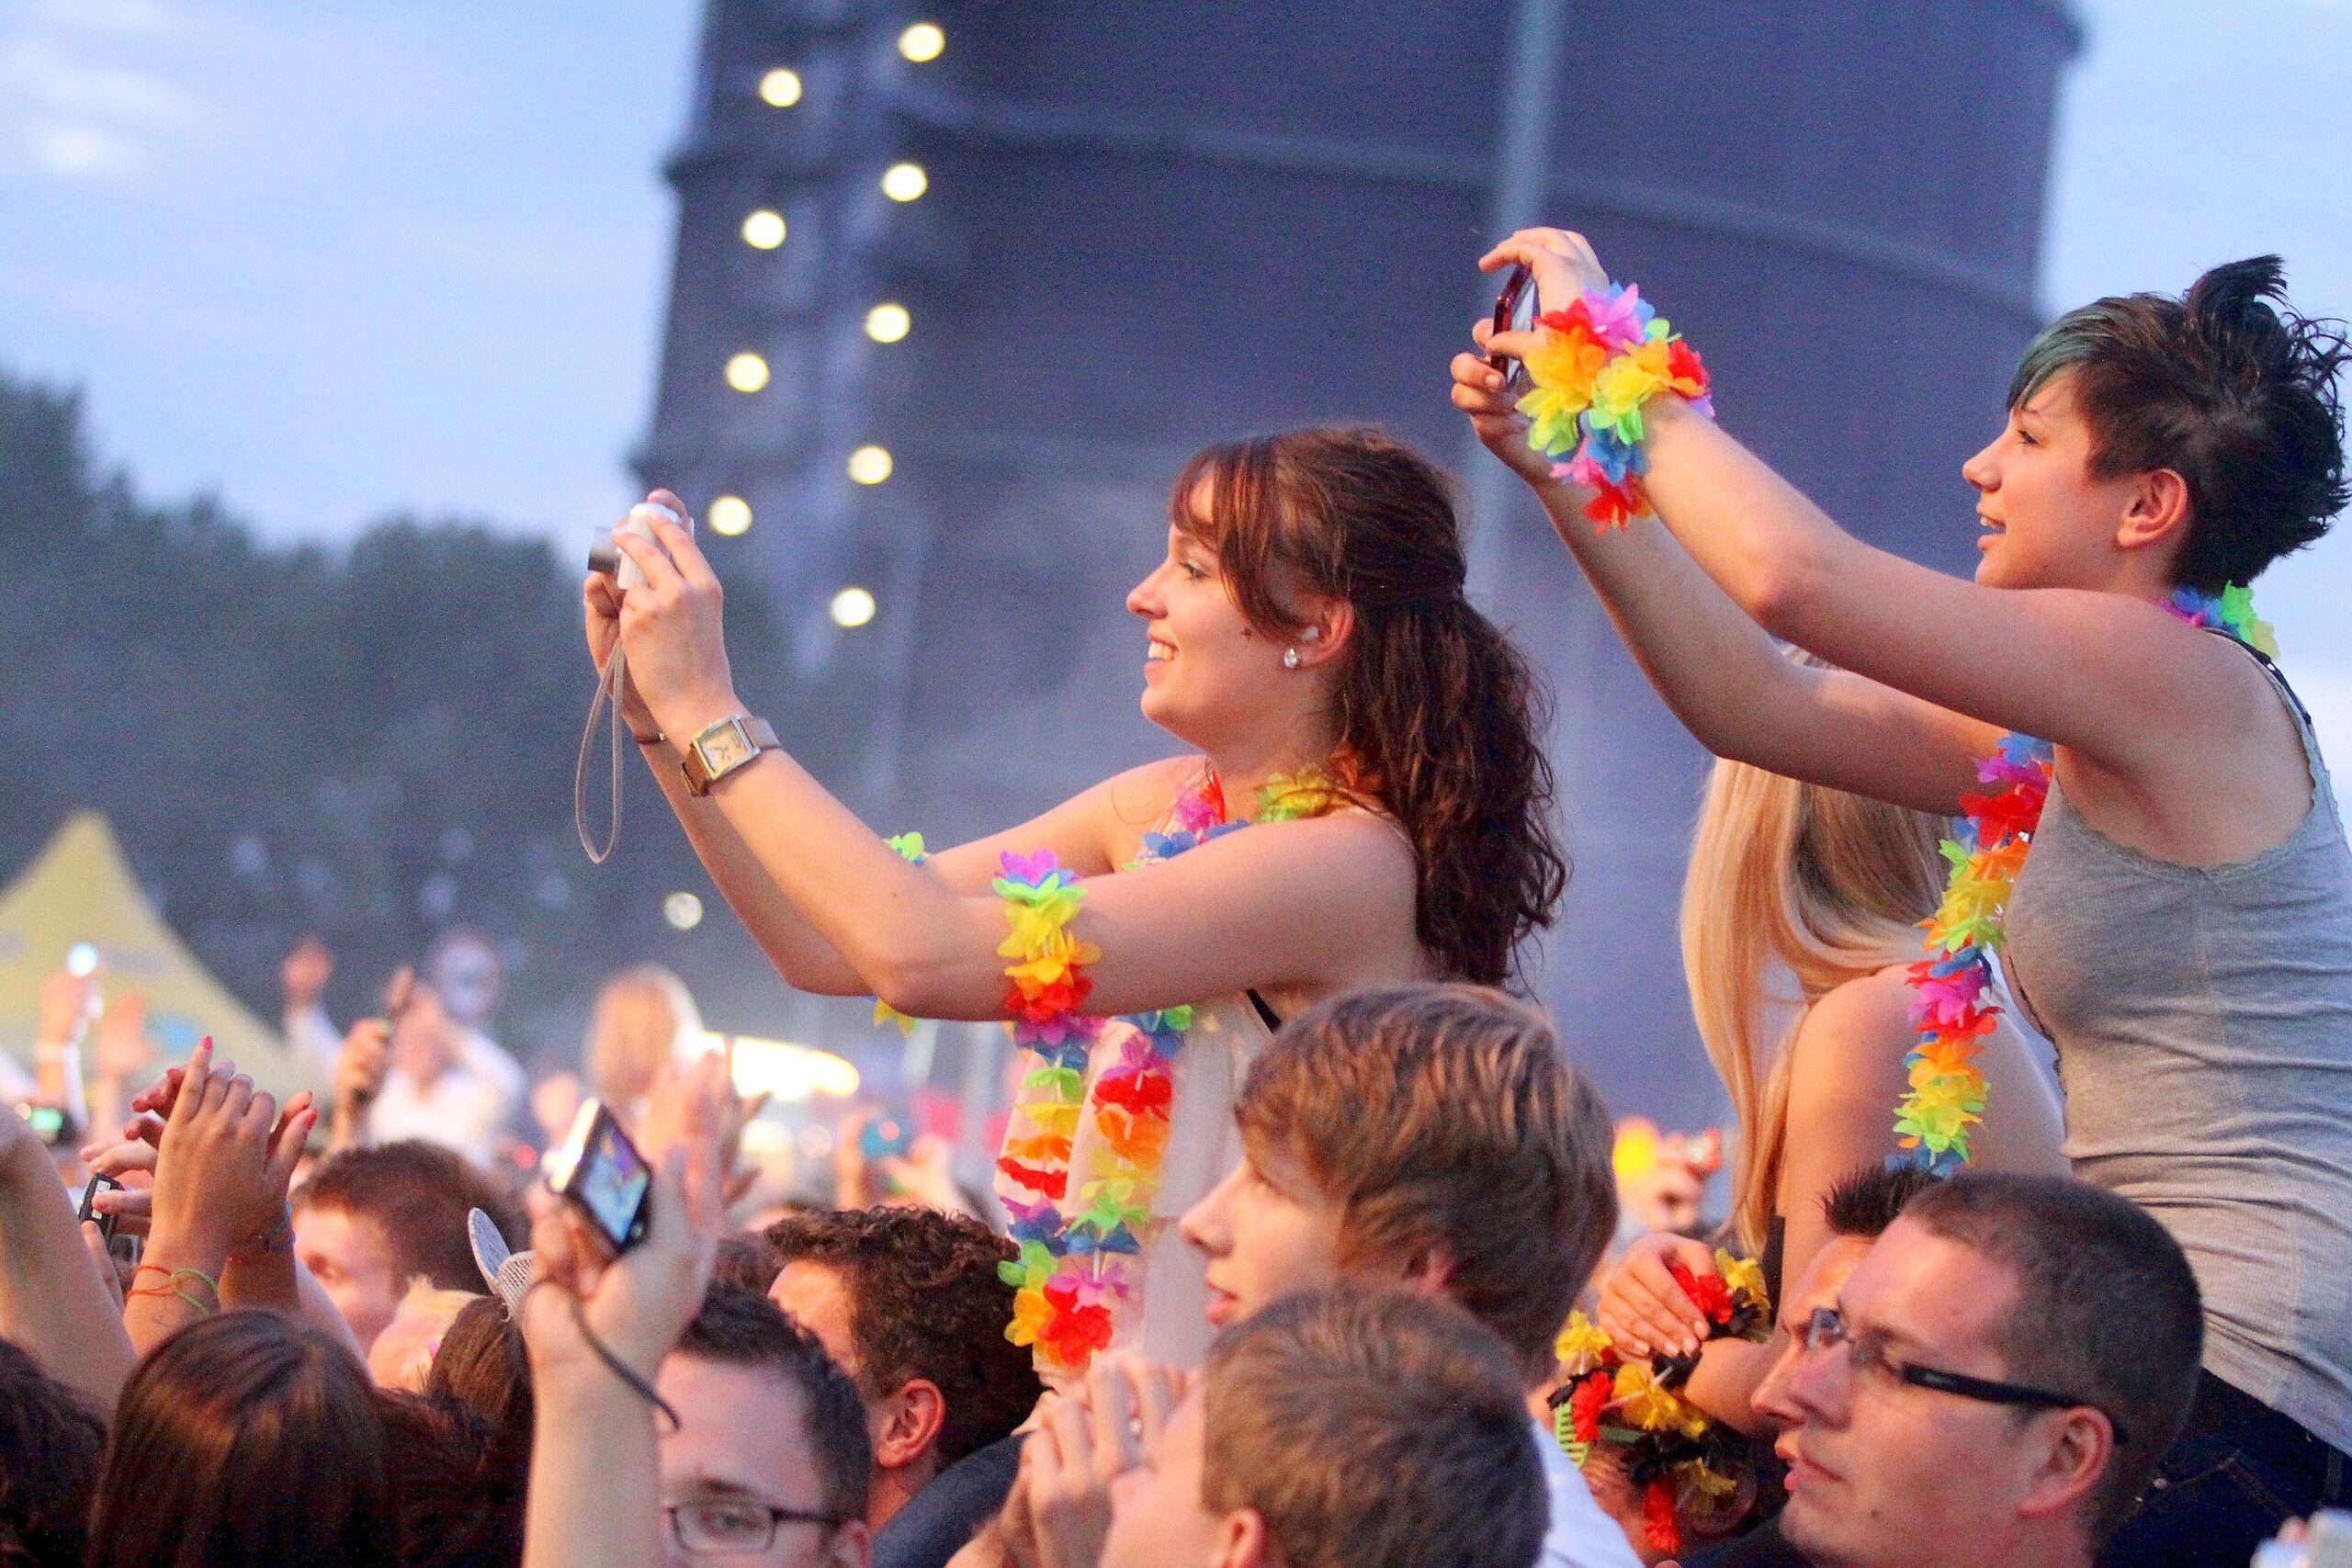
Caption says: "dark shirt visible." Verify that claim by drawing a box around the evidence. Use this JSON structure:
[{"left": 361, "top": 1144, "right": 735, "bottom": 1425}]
[{"left": 870, "top": 1434, "right": 1023, "bottom": 1568}]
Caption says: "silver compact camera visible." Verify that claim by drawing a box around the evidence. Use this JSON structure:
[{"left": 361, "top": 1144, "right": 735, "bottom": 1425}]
[{"left": 588, "top": 502, "right": 687, "bottom": 592}]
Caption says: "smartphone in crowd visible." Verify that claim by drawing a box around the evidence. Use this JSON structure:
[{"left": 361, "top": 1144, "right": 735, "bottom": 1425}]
[
  {"left": 544, "top": 1098, "right": 652, "bottom": 1256},
  {"left": 1487, "top": 261, "right": 1538, "bottom": 393}
]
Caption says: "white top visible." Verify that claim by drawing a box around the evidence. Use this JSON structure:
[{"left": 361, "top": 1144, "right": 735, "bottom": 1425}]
[
  {"left": 286, "top": 1001, "right": 522, "bottom": 1167},
  {"left": 1533, "top": 1417, "right": 1644, "bottom": 1568}
]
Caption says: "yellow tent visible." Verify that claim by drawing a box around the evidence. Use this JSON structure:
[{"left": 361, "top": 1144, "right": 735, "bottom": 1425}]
[{"left": 0, "top": 811, "right": 308, "bottom": 1096}]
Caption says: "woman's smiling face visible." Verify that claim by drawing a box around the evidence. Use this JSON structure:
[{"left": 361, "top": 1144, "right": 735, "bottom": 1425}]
[
  {"left": 1125, "top": 481, "right": 1293, "bottom": 743},
  {"left": 1961, "top": 369, "right": 2154, "bottom": 592}
]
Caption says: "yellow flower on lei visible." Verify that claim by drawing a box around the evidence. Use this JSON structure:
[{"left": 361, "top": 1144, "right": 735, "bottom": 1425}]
[
  {"left": 1555, "top": 1309, "right": 1615, "bottom": 1375},
  {"left": 1717, "top": 1250, "right": 1767, "bottom": 1305},
  {"left": 1612, "top": 1361, "right": 1709, "bottom": 1440}
]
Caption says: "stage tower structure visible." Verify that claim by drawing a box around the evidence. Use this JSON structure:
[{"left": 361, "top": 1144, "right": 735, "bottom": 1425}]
[{"left": 634, "top": 1, "right": 2082, "bottom": 1134}]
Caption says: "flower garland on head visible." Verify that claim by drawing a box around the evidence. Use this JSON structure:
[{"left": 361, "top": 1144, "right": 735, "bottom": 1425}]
[
  {"left": 1894, "top": 584, "right": 2277, "bottom": 1170},
  {"left": 1519, "top": 281, "right": 1714, "bottom": 531},
  {"left": 993, "top": 762, "right": 1344, "bottom": 1377},
  {"left": 1551, "top": 1252, "right": 1773, "bottom": 1557}
]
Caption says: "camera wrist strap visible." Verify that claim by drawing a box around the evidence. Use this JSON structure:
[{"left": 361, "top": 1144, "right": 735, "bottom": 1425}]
[{"left": 574, "top": 649, "right": 627, "bottom": 864}]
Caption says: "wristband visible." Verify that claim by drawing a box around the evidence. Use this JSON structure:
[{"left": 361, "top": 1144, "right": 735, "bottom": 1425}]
[{"left": 1518, "top": 281, "right": 1713, "bottom": 531}]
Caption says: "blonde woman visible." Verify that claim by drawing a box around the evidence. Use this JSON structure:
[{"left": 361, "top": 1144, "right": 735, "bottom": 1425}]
[{"left": 1596, "top": 751, "right": 2065, "bottom": 1431}]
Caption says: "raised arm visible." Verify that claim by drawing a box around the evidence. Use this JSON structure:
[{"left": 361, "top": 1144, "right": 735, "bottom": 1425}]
[
  {"left": 600, "top": 510, "right": 1422, "bottom": 1022},
  {"left": 1456, "top": 247, "right": 1996, "bottom": 814},
  {"left": 585, "top": 497, "right": 1130, "bottom": 998},
  {"left": 0, "top": 1089, "right": 136, "bottom": 1414},
  {"left": 1474, "top": 231, "right": 2282, "bottom": 796}
]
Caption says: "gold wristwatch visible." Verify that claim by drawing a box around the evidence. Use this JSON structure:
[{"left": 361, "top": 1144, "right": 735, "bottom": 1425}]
[{"left": 681, "top": 713, "right": 779, "bottom": 796}]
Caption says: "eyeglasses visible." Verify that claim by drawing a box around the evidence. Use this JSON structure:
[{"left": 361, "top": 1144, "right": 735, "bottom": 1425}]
[
  {"left": 664, "top": 1499, "right": 842, "bottom": 1555},
  {"left": 1800, "top": 1306, "right": 2129, "bottom": 1447}
]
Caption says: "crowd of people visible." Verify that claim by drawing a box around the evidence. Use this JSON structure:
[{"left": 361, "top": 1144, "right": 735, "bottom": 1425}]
[{"left": 5, "top": 231, "right": 2351, "bottom": 1568}]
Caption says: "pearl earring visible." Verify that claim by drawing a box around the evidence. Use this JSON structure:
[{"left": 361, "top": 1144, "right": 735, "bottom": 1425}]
[{"left": 1283, "top": 648, "right": 1302, "bottom": 670}]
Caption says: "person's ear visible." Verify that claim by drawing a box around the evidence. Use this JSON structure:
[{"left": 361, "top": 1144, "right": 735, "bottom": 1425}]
[
  {"left": 2013, "top": 1407, "right": 2112, "bottom": 1524},
  {"left": 873, "top": 1379, "right": 947, "bottom": 1472},
  {"left": 1396, "top": 1238, "right": 1455, "bottom": 1299},
  {"left": 2114, "top": 467, "right": 2191, "bottom": 558},
  {"left": 1206, "top": 1507, "right": 1277, "bottom": 1568},
  {"left": 1296, "top": 600, "right": 1353, "bottom": 667}
]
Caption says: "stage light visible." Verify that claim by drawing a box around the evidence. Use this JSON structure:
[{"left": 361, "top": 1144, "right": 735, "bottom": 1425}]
[
  {"left": 663, "top": 891, "right": 705, "bottom": 931},
  {"left": 847, "top": 444, "right": 893, "bottom": 484},
  {"left": 830, "top": 586, "right": 876, "bottom": 627},
  {"left": 880, "top": 162, "right": 928, "bottom": 202},
  {"left": 717, "top": 1034, "right": 862, "bottom": 1101},
  {"left": 741, "top": 209, "right": 786, "bottom": 249},
  {"left": 65, "top": 942, "right": 99, "bottom": 976},
  {"left": 759, "top": 68, "right": 802, "bottom": 107},
  {"left": 725, "top": 352, "right": 770, "bottom": 392},
  {"left": 709, "top": 495, "right": 752, "bottom": 536},
  {"left": 865, "top": 302, "right": 910, "bottom": 343},
  {"left": 899, "top": 22, "right": 944, "bottom": 62}
]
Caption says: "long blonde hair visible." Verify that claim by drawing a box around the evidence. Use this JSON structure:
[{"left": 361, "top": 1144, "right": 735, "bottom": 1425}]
[
  {"left": 1679, "top": 755, "right": 1946, "bottom": 1254},
  {"left": 584, "top": 964, "right": 704, "bottom": 1111}
]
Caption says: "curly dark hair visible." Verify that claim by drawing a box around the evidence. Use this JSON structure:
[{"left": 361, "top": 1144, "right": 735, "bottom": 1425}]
[
  {"left": 0, "top": 1339, "right": 105, "bottom": 1568},
  {"left": 763, "top": 1206, "right": 1043, "bottom": 1465},
  {"left": 1173, "top": 427, "right": 1567, "bottom": 988},
  {"left": 2010, "top": 255, "right": 2350, "bottom": 592}
]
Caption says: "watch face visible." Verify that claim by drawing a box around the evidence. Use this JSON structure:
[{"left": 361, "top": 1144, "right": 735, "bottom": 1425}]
[{"left": 697, "top": 723, "right": 752, "bottom": 773}]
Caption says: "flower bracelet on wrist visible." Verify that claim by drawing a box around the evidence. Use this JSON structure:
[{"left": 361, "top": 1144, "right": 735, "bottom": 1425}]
[{"left": 1518, "top": 280, "right": 1714, "bottom": 530}]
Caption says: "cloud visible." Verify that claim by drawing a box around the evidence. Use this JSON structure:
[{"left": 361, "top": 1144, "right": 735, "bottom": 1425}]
[{"left": 0, "top": 7, "right": 220, "bottom": 182}]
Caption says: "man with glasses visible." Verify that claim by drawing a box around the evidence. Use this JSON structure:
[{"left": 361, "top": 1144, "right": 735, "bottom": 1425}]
[
  {"left": 656, "top": 1281, "right": 876, "bottom": 1568},
  {"left": 1753, "top": 1173, "right": 2200, "bottom": 1568}
]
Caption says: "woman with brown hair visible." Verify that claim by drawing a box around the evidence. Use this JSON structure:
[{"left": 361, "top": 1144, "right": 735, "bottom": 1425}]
[
  {"left": 1597, "top": 745, "right": 2064, "bottom": 1431},
  {"left": 86, "top": 1311, "right": 398, "bottom": 1568},
  {"left": 585, "top": 427, "right": 1565, "bottom": 1374}
]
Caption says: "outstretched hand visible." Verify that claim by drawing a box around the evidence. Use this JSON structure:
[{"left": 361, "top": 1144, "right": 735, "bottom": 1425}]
[
  {"left": 520, "top": 1048, "right": 729, "bottom": 1387},
  {"left": 144, "top": 1038, "right": 313, "bottom": 1262},
  {"left": 1451, "top": 226, "right": 1617, "bottom": 487},
  {"left": 606, "top": 491, "right": 741, "bottom": 742}
]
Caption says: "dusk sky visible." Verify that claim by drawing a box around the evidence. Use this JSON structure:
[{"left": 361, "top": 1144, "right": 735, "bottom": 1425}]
[{"left": 5, "top": 0, "right": 2349, "bottom": 747}]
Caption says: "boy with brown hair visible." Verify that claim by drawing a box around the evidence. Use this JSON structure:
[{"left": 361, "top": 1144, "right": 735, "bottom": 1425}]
[{"left": 1177, "top": 983, "right": 1637, "bottom": 1568}]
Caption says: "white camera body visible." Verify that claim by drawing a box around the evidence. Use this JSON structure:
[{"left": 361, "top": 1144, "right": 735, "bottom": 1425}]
[{"left": 588, "top": 502, "right": 688, "bottom": 592}]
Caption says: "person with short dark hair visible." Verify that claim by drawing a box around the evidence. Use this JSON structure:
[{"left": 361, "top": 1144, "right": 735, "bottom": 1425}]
[
  {"left": 0, "top": 1338, "right": 106, "bottom": 1568},
  {"left": 765, "top": 1206, "right": 1043, "bottom": 1566},
  {"left": 1689, "top": 1162, "right": 1944, "bottom": 1568},
  {"left": 1760, "top": 1172, "right": 2201, "bottom": 1568},
  {"left": 1458, "top": 231, "right": 2352, "bottom": 1561},
  {"left": 295, "top": 1139, "right": 522, "bottom": 1354},
  {"left": 87, "top": 1310, "right": 401, "bottom": 1568},
  {"left": 658, "top": 1280, "right": 875, "bottom": 1568},
  {"left": 1090, "top": 1286, "right": 1548, "bottom": 1568}
]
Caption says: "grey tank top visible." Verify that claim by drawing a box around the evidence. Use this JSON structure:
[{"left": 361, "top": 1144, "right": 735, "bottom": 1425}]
[{"left": 2007, "top": 637, "right": 2352, "bottom": 1452}]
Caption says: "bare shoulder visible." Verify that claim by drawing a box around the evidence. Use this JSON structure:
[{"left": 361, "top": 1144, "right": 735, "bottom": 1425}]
[{"left": 1785, "top": 967, "right": 1917, "bottom": 1092}]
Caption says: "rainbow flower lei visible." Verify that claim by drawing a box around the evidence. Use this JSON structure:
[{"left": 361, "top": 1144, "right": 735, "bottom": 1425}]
[
  {"left": 1519, "top": 282, "right": 1714, "bottom": 531},
  {"left": 1894, "top": 584, "right": 2277, "bottom": 1170},
  {"left": 993, "top": 764, "right": 1342, "bottom": 1375},
  {"left": 1551, "top": 1253, "right": 1773, "bottom": 1557}
]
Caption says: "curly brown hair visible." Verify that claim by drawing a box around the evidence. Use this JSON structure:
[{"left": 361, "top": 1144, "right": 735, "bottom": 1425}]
[
  {"left": 1172, "top": 427, "right": 1566, "bottom": 987},
  {"left": 763, "top": 1206, "right": 1043, "bottom": 1465}
]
